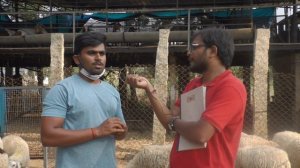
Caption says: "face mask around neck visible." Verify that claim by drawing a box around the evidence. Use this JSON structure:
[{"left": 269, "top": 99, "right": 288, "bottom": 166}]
[{"left": 80, "top": 68, "right": 106, "bottom": 81}]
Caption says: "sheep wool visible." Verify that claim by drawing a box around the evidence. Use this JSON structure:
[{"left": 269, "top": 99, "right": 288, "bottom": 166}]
[
  {"left": 272, "top": 131, "right": 300, "bottom": 150},
  {"left": 235, "top": 145, "right": 291, "bottom": 168},
  {"left": 0, "top": 148, "right": 9, "bottom": 168},
  {"left": 239, "top": 133, "right": 278, "bottom": 148},
  {"left": 2, "top": 135, "right": 30, "bottom": 168},
  {"left": 285, "top": 137, "right": 300, "bottom": 168},
  {"left": 126, "top": 144, "right": 172, "bottom": 168}
]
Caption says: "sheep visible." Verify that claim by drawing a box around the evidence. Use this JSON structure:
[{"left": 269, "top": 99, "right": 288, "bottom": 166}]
[
  {"left": 9, "top": 160, "right": 21, "bottom": 168},
  {"left": 272, "top": 131, "right": 300, "bottom": 150},
  {"left": 0, "top": 148, "right": 9, "bottom": 168},
  {"left": 235, "top": 145, "right": 291, "bottom": 168},
  {"left": 0, "top": 147, "right": 21, "bottom": 168},
  {"left": 239, "top": 132, "right": 279, "bottom": 148},
  {"left": 2, "top": 135, "right": 30, "bottom": 168},
  {"left": 126, "top": 144, "right": 172, "bottom": 168},
  {"left": 283, "top": 136, "right": 300, "bottom": 168}
]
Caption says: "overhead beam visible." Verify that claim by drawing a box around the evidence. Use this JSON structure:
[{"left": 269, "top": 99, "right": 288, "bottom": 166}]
[
  {"left": 1, "top": 43, "right": 300, "bottom": 54},
  {"left": 0, "top": 28, "right": 253, "bottom": 46},
  {"left": 1, "top": 43, "right": 300, "bottom": 67},
  {"left": 1, "top": 1, "right": 296, "bottom": 13}
]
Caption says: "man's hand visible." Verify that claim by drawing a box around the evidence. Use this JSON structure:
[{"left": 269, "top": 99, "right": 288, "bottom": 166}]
[
  {"left": 126, "top": 75, "right": 153, "bottom": 92},
  {"left": 93, "top": 117, "right": 126, "bottom": 138},
  {"left": 114, "top": 123, "right": 128, "bottom": 140}
]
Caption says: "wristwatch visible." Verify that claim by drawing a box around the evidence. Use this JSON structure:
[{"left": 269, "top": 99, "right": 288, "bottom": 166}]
[{"left": 168, "top": 116, "right": 180, "bottom": 131}]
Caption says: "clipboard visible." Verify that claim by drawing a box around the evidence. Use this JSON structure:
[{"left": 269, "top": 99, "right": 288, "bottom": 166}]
[{"left": 178, "top": 86, "right": 207, "bottom": 151}]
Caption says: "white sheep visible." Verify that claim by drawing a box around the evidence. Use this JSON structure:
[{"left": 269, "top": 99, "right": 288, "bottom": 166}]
[
  {"left": 126, "top": 144, "right": 172, "bottom": 168},
  {"left": 9, "top": 161, "right": 21, "bottom": 168},
  {"left": 239, "top": 132, "right": 278, "bottom": 148},
  {"left": 0, "top": 148, "right": 21, "bottom": 168},
  {"left": 235, "top": 145, "right": 291, "bottom": 168},
  {"left": 272, "top": 131, "right": 300, "bottom": 150},
  {"left": 284, "top": 136, "right": 300, "bottom": 168},
  {"left": 0, "top": 148, "right": 9, "bottom": 168},
  {"left": 2, "top": 135, "right": 30, "bottom": 168}
]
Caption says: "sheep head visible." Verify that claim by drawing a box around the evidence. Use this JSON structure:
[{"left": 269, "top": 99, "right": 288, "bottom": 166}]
[{"left": 9, "top": 160, "right": 21, "bottom": 168}]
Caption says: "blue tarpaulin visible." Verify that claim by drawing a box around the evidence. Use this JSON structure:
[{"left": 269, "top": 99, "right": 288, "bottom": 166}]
[
  {"left": 0, "top": 7, "right": 276, "bottom": 31},
  {"left": 0, "top": 88, "right": 6, "bottom": 136},
  {"left": 212, "top": 7, "right": 275, "bottom": 17},
  {"left": 146, "top": 10, "right": 204, "bottom": 18},
  {"left": 0, "top": 14, "right": 11, "bottom": 22},
  {"left": 90, "top": 12, "right": 138, "bottom": 21}
]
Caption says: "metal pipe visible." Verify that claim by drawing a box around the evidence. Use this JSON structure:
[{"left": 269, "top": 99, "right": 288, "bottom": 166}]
[
  {"left": 49, "top": 0, "right": 53, "bottom": 33},
  {"left": 291, "top": 0, "right": 298, "bottom": 43},
  {"left": 187, "top": 9, "right": 191, "bottom": 50},
  {"left": 72, "top": 12, "right": 76, "bottom": 53},
  {"left": 0, "top": 3, "right": 298, "bottom": 14},
  {"left": 285, "top": 6, "right": 290, "bottom": 43},
  {"left": 0, "top": 28, "right": 253, "bottom": 45}
]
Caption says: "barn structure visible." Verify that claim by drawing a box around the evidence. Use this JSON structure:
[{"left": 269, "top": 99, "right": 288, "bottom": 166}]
[{"left": 0, "top": 0, "right": 299, "bottom": 166}]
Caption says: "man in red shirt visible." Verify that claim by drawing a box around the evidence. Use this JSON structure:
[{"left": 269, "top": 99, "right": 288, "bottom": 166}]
[{"left": 127, "top": 28, "right": 247, "bottom": 168}]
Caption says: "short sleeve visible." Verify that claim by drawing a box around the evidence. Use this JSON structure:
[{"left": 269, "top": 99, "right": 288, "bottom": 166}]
[
  {"left": 201, "top": 86, "right": 244, "bottom": 131},
  {"left": 42, "top": 84, "right": 68, "bottom": 118}
]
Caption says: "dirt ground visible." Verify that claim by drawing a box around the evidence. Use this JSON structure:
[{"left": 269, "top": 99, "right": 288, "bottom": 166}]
[
  {"left": 28, "top": 132, "right": 172, "bottom": 168},
  {"left": 28, "top": 158, "right": 128, "bottom": 168}
]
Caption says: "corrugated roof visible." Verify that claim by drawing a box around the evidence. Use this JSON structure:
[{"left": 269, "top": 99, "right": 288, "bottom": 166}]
[{"left": 5, "top": 0, "right": 296, "bottom": 10}]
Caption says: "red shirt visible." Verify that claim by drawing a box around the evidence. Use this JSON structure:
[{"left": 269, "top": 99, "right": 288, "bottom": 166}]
[{"left": 170, "top": 70, "right": 247, "bottom": 168}]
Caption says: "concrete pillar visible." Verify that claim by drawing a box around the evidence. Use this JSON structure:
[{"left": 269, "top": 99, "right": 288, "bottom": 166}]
[
  {"left": 294, "top": 54, "right": 300, "bottom": 131},
  {"left": 152, "top": 29, "right": 170, "bottom": 144},
  {"left": 49, "top": 34, "right": 64, "bottom": 87},
  {"left": 253, "top": 29, "right": 270, "bottom": 138}
]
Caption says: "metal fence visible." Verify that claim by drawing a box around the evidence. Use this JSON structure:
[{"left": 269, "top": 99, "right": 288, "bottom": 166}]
[
  {"left": 0, "top": 86, "right": 47, "bottom": 159},
  {"left": 0, "top": 65, "right": 298, "bottom": 167}
]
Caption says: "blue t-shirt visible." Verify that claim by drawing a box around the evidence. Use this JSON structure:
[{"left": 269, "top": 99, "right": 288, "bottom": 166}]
[{"left": 42, "top": 74, "right": 125, "bottom": 168}]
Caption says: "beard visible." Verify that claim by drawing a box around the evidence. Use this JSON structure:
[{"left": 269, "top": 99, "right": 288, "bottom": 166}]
[
  {"left": 89, "top": 68, "right": 105, "bottom": 75},
  {"left": 189, "top": 60, "right": 208, "bottom": 74},
  {"left": 78, "top": 62, "right": 105, "bottom": 75}
]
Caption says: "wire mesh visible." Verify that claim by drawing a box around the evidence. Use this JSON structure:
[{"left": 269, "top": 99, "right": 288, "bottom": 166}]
[
  {"left": 0, "top": 64, "right": 298, "bottom": 167},
  {"left": 3, "top": 87, "right": 46, "bottom": 159},
  {"left": 268, "top": 71, "right": 296, "bottom": 137}
]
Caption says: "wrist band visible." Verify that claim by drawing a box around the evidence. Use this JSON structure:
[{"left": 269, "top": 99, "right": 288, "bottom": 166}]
[
  {"left": 168, "top": 116, "right": 180, "bottom": 131},
  {"left": 91, "top": 128, "right": 96, "bottom": 139}
]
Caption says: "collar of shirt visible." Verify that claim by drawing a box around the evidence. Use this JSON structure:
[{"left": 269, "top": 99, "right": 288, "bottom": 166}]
[{"left": 200, "top": 70, "right": 232, "bottom": 87}]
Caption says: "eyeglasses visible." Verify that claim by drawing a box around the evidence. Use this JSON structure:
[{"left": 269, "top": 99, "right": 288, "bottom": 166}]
[{"left": 189, "top": 43, "right": 206, "bottom": 51}]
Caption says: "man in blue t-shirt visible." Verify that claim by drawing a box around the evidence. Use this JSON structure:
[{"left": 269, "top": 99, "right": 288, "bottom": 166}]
[{"left": 41, "top": 32, "right": 127, "bottom": 168}]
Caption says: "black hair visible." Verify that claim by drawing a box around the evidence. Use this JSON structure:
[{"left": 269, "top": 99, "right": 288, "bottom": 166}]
[
  {"left": 74, "top": 32, "right": 107, "bottom": 55},
  {"left": 192, "top": 28, "right": 234, "bottom": 69}
]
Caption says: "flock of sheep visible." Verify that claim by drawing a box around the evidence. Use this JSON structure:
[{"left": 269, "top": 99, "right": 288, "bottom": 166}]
[
  {"left": 0, "top": 135, "right": 29, "bottom": 168},
  {"left": 127, "top": 131, "right": 300, "bottom": 168},
  {"left": 0, "top": 131, "right": 299, "bottom": 168}
]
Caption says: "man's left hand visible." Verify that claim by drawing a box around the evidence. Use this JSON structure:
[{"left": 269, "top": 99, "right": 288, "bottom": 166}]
[{"left": 114, "top": 123, "right": 128, "bottom": 140}]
